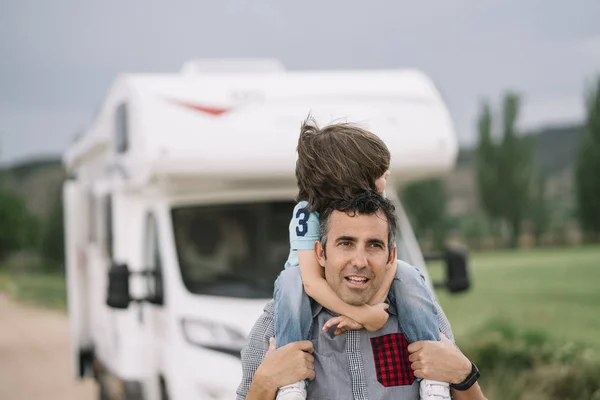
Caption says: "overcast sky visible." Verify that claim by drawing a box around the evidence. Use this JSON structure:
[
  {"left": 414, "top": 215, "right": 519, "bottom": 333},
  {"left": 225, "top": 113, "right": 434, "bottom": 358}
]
[{"left": 1, "top": 0, "right": 599, "bottom": 165}]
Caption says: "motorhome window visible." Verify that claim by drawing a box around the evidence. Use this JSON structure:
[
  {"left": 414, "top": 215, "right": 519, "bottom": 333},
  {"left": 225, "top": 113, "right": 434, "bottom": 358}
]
[
  {"left": 115, "top": 103, "right": 129, "bottom": 153},
  {"left": 88, "top": 192, "right": 97, "bottom": 243},
  {"left": 171, "top": 201, "right": 295, "bottom": 298},
  {"left": 104, "top": 195, "right": 113, "bottom": 259},
  {"left": 145, "top": 213, "right": 164, "bottom": 305}
]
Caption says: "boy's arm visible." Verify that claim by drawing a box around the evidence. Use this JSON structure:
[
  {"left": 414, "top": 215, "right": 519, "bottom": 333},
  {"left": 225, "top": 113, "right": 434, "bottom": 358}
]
[{"left": 298, "top": 250, "right": 389, "bottom": 331}]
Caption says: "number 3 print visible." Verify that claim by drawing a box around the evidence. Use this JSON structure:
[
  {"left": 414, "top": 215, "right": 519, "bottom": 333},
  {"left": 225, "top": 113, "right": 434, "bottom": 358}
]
[{"left": 295, "top": 208, "right": 309, "bottom": 237}]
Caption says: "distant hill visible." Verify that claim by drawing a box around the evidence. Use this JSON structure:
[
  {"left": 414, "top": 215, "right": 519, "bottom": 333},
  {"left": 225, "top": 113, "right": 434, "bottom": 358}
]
[
  {"left": 532, "top": 124, "right": 583, "bottom": 175},
  {"left": 457, "top": 124, "right": 583, "bottom": 174},
  {"left": 448, "top": 123, "right": 582, "bottom": 216}
]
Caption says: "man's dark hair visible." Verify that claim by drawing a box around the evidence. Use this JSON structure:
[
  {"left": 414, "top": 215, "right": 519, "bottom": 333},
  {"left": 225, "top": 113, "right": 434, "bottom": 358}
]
[
  {"left": 295, "top": 117, "right": 390, "bottom": 214},
  {"left": 319, "top": 190, "right": 398, "bottom": 259}
]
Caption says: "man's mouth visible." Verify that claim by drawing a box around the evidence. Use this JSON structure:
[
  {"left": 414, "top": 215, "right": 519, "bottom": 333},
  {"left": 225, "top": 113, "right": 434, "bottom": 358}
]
[{"left": 344, "top": 275, "right": 370, "bottom": 288}]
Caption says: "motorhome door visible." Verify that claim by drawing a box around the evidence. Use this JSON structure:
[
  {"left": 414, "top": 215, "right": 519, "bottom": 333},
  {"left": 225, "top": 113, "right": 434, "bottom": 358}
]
[{"left": 141, "top": 210, "right": 167, "bottom": 399}]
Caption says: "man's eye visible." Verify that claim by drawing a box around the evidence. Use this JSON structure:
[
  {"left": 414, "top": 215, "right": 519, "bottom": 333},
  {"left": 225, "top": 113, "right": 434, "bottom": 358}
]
[
  {"left": 338, "top": 241, "right": 351, "bottom": 247},
  {"left": 369, "top": 243, "right": 384, "bottom": 249}
]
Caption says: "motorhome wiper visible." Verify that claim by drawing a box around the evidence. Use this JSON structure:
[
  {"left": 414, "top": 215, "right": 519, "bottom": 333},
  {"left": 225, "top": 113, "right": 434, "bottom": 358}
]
[
  {"left": 209, "top": 272, "right": 249, "bottom": 284},
  {"left": 187, "top": 273, "right": 274, "bottom": 298}
]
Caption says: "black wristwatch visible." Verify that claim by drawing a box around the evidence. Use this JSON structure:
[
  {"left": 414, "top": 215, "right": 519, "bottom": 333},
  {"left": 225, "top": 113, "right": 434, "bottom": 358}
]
[{"left": 450, "top": 362, "right": 480, "bottom": 391}]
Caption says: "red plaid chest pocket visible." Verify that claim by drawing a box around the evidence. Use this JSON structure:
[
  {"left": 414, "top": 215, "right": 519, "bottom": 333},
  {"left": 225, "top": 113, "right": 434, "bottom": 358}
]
[{"left": 370, "top": 333, "right": 415, "bottom": 387}]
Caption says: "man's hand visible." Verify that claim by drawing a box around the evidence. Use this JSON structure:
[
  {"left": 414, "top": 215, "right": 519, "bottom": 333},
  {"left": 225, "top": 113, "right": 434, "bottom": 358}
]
[
  {"left": 254, "top": 338, "right": 315, "bottom": 390},
  {"left": 407, "top": 333, "right": 472, "bottom": 384},
  {"left": 322, "top": 315, "right": 364, "bottom": 335}
]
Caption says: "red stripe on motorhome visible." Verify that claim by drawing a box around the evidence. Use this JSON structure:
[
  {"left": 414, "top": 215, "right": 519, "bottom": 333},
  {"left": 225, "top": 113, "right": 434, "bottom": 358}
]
[{"left": 167, "top": 99, "right": 232, "bottom": 116}]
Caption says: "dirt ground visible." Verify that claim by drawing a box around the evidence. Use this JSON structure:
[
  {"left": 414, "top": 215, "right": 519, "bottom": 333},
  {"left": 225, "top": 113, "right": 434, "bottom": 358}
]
[{"left": 0, "top": 293, "right": 95, "bottom": 400}]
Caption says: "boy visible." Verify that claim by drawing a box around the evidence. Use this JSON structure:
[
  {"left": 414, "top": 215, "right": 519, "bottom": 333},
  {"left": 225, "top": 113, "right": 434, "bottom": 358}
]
[{"left": 273, "top": 118, "right": 449, "bottom": 400}]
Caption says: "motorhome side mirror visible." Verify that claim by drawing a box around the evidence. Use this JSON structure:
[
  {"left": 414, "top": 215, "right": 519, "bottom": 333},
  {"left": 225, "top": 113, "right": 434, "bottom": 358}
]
[
  {"left": 444, "top": 248, "right": 470, "bottom": 293},
  {"left": 106, "top": 263, "right": 131, "bottom": 309}
]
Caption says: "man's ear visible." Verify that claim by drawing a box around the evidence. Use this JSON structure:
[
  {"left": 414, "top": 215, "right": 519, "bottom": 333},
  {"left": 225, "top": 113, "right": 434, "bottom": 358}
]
[
  {"left": 387, "top": 245, "right": 397, "bottom": 267},
  {"left": 314, "top": 241, "right": 326, "bottom": 267}
]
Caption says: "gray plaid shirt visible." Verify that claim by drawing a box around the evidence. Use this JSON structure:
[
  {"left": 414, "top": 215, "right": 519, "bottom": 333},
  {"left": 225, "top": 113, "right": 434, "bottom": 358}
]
[{"left": 236, "top": 288, "right": 454, "bottom": 399}]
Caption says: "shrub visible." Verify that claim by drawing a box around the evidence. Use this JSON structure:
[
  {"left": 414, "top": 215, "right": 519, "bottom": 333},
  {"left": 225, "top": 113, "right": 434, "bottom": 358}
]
[{"left": 459, "top": 319, "right": 600, "bottom": 400}]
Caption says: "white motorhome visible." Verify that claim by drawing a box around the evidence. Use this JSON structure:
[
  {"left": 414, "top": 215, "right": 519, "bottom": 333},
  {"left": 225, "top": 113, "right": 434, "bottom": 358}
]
[{"left": 63, "top": 59, "right": 469, "bottom": 400}]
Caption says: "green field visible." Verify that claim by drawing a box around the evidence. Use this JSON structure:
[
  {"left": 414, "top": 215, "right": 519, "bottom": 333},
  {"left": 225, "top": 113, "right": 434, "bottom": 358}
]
[{"left": 433, "top": 245, "right": 600, "bottom": 348}]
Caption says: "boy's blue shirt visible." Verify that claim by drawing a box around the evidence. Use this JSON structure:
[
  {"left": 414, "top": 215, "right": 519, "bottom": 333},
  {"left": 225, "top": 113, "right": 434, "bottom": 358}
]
[{"left": 284, "top": 201, "right": 320, "bottom": 270}]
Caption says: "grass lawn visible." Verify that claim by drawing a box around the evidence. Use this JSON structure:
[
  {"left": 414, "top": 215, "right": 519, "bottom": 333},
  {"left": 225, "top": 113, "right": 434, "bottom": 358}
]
[
  {"left": 432, "top": 245, "right": 600, "bottom": 348},
  {"left": 0, "top": 271, "right": 67, "bottom": 311}
]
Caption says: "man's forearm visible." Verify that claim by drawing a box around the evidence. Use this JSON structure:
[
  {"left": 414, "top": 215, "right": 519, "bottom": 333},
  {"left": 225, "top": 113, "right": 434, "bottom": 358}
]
[
  {"left": 451, "top": 383, "right": 487, "bottom": 400},
  {"left": 245, "top": 373, "right": 277, "bottom": 400}
]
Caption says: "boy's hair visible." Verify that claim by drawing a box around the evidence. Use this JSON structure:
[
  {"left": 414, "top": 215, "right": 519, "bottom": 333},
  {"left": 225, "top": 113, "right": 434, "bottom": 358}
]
[{"left": 295, "top": 117, "right": 391, "bottom": 214}]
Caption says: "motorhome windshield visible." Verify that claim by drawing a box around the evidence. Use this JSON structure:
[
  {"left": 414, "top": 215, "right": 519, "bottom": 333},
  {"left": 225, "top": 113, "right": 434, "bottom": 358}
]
[
  {"left": 171, "top": 200, "right": 414, "bottom": 299},
  {"left": 172, "top": 201, "right": 295, "bottom": 298}
]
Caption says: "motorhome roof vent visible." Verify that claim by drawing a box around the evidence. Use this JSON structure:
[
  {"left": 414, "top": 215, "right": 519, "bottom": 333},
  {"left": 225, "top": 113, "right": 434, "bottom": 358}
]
[{"left": 180, "top": 58, "right": 285, "bottom": 75}]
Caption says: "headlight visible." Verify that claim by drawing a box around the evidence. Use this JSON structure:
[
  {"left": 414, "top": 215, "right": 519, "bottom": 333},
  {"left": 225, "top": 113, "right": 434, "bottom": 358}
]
[{"left": 181, "top": 318, "right": 246, "bottom": 357}]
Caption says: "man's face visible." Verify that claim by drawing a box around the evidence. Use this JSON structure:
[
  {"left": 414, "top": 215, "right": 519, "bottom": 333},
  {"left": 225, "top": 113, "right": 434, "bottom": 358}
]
[{"left": 315, "top": 210, "right": 396, "bottom": 306}]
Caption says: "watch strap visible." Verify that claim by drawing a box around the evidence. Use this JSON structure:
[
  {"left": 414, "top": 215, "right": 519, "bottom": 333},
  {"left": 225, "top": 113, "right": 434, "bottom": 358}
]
[{"left": 450, "top": 362, "right": 480, "bottom": 391}]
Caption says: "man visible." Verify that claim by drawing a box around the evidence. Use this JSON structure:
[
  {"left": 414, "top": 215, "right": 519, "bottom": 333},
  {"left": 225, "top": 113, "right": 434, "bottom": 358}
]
[{"left": 237, "top": 191, "right": 486, "bottom": 400}]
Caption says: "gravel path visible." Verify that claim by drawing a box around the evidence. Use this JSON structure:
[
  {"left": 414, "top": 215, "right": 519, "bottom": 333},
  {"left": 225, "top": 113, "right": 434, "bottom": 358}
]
[{"left": 0, "top": 293, "right": 95, "bottom": 400}]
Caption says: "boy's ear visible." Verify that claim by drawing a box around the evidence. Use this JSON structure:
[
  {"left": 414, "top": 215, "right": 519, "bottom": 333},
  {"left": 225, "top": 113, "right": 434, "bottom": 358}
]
[{"left": 314, "top": 241, "right": 326, "bottom": 267}]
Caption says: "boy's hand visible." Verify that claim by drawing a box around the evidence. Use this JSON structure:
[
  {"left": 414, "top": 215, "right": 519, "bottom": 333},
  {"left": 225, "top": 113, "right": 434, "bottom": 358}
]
[
  {"left": 323, "top": 303, "right": 390, "bottom": 334},
  {"left": 356, "top": 303, "right": 390, "bottom": 331},
  {"left": 322, "top": 315, "right": 364, "bottom": 335}
]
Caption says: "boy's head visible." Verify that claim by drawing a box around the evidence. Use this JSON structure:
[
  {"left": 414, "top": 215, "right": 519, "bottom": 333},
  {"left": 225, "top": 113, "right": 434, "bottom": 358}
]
[{"left": 295, "top": 117, "right": 391, "bottom": 214}]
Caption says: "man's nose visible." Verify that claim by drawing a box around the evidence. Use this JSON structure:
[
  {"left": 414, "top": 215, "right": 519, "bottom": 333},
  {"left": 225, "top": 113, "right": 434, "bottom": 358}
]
[{"left": 349, "top": 248, "right": 369, "bottom": 268}]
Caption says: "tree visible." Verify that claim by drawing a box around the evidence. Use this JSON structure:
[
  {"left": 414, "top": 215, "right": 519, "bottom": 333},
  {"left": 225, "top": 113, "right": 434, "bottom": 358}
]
[
  {"left": 402, "top": 178, "right": 448, "bottom": 250},
  {"left": 460, "top": 212, "right": 493, "bottom": 250},
  {"left": 575, "top": 75, "right": 600, "bottom": 241},
  {"left": 499, "top": 94, "right": 535, "bottom": 247},
  {"left": 475, "top": 93, "right": 535, "bottom": 248},
  {"left": 529, "top": 171, "right": 550, "bottom": 245},
  {"left": 475, "top": 100, "right": 503, "bottom": 245},
  {"left": 476, "top": 101, "right": 502, "bottom": 221},
  {"left": 0, "top": 187, "right": 37, "bottom": 261},
  {"left": 41, "top": 188, "right": 65, "bottom": 271}
]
